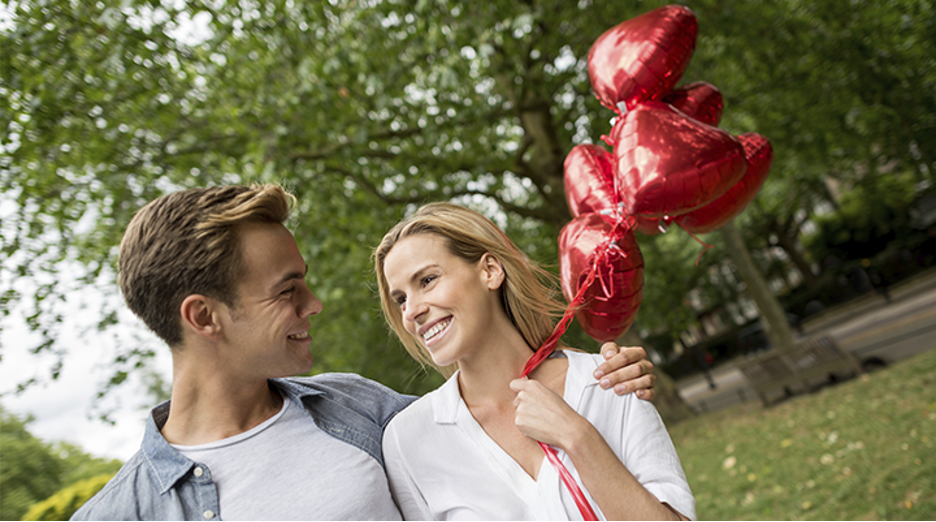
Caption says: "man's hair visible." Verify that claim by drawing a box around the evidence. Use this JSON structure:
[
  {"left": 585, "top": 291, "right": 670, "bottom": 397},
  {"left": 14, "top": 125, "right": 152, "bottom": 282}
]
[
  {"left": 374, "top": 202, "right": 565, "bottom": 377},
  {"left": 118, "top": 184, "right": 296, "bottom": 347}
]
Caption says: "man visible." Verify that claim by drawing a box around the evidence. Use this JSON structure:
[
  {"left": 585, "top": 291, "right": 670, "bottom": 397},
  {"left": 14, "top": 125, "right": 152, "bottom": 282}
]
[{"left": 72, "top": 184, "right": 657, "bottom": 520}]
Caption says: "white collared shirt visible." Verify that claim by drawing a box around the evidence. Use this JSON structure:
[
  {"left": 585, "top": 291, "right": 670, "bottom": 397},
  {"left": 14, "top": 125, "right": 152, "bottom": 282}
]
[{"left": 383, "top": 350, "right": 696, "bottom": 521}]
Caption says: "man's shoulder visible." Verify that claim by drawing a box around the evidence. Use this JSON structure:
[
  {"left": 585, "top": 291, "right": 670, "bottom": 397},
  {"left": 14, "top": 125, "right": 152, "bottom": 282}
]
[
  {"left": 71, "top": 453, "right": 148, "bottom": 520},
  {"left": 283, "top": 372, "right": 412, "bottom": 401},
  {"left": 277, "top": 373, "right": 418, "bottom": 423}
]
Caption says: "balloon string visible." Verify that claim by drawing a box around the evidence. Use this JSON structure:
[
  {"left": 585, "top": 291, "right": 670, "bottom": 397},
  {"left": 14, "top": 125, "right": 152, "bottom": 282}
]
[
  {"left": 521, "top": 224, "right": 625, "bottom": 522},
  {"left": 675, "top": 220, "right": 714, "bottom": 266},
  {"left": 540, "top": 441, "right": 600, "bottom": 521}
]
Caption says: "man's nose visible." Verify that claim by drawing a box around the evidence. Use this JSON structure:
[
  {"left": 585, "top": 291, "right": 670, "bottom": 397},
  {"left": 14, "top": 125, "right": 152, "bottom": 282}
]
[{"left": 299, "top": 285, "right": 323, "bottom": 317}]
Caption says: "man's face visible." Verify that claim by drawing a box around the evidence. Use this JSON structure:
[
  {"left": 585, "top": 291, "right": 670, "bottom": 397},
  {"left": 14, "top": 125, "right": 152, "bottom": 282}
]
[{"left": 218, "top": 221, "right": 322, "bottom": 380}]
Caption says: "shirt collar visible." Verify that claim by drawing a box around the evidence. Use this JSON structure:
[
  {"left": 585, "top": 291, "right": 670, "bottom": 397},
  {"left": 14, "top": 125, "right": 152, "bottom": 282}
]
[
  {"left": 431, "top": 371, "right": 462, "bottom": 425},
  {"left": 140, "top": 401, "right": 197, "bottom": 495},
  {"left": 139, "top": 379, "right": 327, "bottom": 495}
]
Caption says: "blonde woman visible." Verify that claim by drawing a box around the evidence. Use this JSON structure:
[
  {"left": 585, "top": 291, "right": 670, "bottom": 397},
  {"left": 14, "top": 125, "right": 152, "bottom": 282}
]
[{"left": 375, "top": 203, "right": 694, "bottom": 521}]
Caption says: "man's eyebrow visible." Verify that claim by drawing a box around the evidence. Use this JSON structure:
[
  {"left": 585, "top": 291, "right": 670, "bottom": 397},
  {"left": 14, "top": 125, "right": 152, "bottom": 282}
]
[{"left": 271, "top": 264, "right": 308, "bottom": 290}]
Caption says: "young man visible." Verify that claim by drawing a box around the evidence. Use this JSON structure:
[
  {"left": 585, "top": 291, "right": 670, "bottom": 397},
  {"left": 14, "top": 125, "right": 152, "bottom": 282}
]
[{"left": 72, "top": 184, "right": 657, "bottom": 520}]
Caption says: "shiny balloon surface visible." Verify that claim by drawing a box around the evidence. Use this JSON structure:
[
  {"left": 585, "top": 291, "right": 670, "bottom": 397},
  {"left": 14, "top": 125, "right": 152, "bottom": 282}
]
[
  {"left": 564, "top": 144, "right": 619, "bottom": 218},
  {"left": 678, "top": 133, "right": 774, "bottom": 233},
  {"left": 613, "top": 102, "right": 747, "bottom": 219},
  {"left": 588, "top": 5, "right": 698, "bottom": 112},
  {"left": 662, "top": 81, "right": 724, "bottom": 127},
  {"left": 559, "top": 213, "right": 644, "bottom": 342}
]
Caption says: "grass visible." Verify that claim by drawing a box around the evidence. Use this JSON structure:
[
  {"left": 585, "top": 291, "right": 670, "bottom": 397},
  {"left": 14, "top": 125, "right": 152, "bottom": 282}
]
[{"left": 668, "top": 347, "right": 936, "bottom": 520}]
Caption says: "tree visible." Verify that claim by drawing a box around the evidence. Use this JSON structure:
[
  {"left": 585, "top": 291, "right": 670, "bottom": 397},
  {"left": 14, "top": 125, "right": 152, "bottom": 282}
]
[
  {"left": 22, "top": 474, "right": 114, "bottom": 521},
  {"left": 3, "top": 0, "right": 934, "bottom": 405},
  {"left": 0, "top": 406, "right": 122, "bottom": 521}
]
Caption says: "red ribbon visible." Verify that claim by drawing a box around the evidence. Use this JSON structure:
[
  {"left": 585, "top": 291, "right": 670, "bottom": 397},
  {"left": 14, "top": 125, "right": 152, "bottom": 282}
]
[{"left": 520, "top": 220, "right": 629, "bottom": 521}]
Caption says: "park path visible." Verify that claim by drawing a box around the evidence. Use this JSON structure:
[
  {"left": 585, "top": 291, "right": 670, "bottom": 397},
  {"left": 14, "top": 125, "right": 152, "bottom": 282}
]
[{"left": 676, "top": 267, "right": 936, "bottom": 414}]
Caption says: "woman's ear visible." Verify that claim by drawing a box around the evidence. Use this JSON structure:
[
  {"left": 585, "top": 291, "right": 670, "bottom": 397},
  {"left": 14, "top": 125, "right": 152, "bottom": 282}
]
[
  {"left": 480, "top": 253, "right": 507, "bottom": 290},
  {"left": 179, "top": 294, "right": 224, "bottom": 343}
]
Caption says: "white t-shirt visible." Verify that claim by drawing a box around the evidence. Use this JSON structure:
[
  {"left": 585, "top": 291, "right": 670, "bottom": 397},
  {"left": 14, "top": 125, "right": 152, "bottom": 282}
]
[
  {"left": 172, "top": 394, "right": 401, "bottom": 521},
  {"left": 383, "top": 350, "right": 696, "bottom": 521}
]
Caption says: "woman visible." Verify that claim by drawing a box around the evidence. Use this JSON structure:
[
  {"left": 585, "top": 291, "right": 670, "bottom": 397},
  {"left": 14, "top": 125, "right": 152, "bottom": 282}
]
[{"left": 375, "top": 203, "right": 695, "bottom": 521}]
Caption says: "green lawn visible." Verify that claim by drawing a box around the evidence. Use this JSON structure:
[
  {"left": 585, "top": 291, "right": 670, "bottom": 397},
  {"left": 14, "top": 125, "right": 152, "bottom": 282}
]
[{"left": 668, "top": 347, "right": 936, "bottom": 520}]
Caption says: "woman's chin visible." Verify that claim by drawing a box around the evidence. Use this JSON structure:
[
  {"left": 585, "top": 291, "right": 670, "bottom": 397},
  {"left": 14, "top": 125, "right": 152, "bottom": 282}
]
[{"left": 428, "top": 348, "right": 457, "bottom": 369}]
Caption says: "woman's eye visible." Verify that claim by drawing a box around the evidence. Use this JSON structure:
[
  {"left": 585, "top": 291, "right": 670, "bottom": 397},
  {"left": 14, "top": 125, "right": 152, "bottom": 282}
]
[
  {"left": 395, "top": 295, "right": 407, "bottom": 307},
  {"left": 420, "top": 275, "right": 436, "bottom": 287}
]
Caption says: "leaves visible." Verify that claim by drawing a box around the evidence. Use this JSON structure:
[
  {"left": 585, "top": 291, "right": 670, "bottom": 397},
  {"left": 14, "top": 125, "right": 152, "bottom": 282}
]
[{"left": 3, "top": 0, "right": 935, "bottom": 397}]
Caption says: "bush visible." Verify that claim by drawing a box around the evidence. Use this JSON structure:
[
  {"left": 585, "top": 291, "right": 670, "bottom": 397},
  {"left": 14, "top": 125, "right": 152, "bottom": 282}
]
[{"left": 22, "top": 474, "right": 114, "bottom": 521}]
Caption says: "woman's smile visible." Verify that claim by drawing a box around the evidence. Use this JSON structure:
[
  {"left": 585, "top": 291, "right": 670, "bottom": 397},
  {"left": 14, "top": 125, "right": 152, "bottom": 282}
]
[{"left": 420, "top": 317, "right": 453, "bottom": 345}]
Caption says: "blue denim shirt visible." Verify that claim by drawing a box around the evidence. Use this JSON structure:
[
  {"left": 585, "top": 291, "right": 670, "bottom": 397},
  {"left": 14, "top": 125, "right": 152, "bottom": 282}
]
[{"left": 71, "top": 373, "right": 416, "bottom": 521}]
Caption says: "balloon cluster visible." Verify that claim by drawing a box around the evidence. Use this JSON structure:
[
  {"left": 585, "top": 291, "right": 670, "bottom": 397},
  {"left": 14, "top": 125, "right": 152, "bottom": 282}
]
[{"left": 559, "top": 5, "right": 774, "bottom": 343}]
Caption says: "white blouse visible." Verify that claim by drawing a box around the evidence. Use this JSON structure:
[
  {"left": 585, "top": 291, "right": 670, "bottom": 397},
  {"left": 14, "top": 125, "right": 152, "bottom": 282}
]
[{"left": 383, "top": 350, "right": 696, "bottom": 520}]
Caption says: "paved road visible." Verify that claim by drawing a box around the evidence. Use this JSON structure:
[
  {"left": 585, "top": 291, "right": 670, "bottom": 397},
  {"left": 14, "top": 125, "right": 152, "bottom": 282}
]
[{"left": 676, "top": 268, "right": 936, "bottom": 414}]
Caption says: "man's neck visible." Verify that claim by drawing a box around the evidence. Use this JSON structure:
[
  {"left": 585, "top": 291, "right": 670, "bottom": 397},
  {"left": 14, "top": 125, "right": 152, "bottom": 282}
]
[{"left": 160, "top": 357, "right": 285, "bottom": 446}]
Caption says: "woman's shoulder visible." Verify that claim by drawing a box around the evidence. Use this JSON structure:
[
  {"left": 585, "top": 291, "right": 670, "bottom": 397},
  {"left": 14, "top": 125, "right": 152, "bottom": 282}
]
[
  {"left": 387, "top": 372, "right": 460, "bottom": 432},
  {"left": 561, "top": 349, "right": 642, "bottom": 405}
]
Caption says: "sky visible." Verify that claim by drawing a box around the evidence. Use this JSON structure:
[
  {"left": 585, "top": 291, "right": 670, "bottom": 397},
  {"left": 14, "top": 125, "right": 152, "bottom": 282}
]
[
  {"left": 0, "top": 5, "right": 208, "bottom": 462},
  {"left": 1, "top": 260, "right": 172, "bottom": 462}
]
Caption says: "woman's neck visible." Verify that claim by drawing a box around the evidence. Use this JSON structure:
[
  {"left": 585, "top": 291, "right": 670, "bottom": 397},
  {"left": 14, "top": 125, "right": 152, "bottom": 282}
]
[{"left": 455, "top": 321, "right": 534, "bottom": 407}]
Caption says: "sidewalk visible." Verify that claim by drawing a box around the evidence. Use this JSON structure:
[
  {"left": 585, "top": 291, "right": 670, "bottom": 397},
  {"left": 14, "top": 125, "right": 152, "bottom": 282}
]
[{"left": 675, "top": 267, "right": 936, "bottom": 414}]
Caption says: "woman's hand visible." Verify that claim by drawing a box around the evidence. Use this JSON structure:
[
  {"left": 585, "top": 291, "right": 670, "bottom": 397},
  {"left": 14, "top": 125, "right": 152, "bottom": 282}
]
[{"left": 509, "top": 378, "right": 593, "bottom": 449}]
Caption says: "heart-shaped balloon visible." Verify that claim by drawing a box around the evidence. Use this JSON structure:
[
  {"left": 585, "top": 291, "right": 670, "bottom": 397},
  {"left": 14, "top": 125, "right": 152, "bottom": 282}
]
[
  {"left": 633, "top": 215, "right": 671, "bottom": 235},
  {"left": 564, "top": 144, "right": 618, "bottom": 218},
  {"left": 559, "top": 213, "right": 644, "bottom": 342},
  {"left": 662, "top": 81, "right": 724, "bottom": 127},
  {"left": 613, "top": 101, "right": 747, "bottom": 219},
  {"left": 588, "top": 5, "right": 698, "bottom": 112},
  {"left": 678, "top": 133, "right": 774, "bottom": 233}
]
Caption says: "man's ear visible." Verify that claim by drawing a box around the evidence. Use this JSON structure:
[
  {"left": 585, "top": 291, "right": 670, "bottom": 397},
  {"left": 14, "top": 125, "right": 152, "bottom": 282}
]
[
  {"left": 480, "top": 253, "right": 506, "bottom": 290},
  {"left": 179, "top": 294, "right": 224, "bottom": 342}
]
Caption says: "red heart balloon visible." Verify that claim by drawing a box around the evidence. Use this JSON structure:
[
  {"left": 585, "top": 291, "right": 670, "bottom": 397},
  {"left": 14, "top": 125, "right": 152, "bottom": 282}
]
[
  {"left": 564, "top": 144, "right": 618, "bottom": 218},
  {"left": 678, "top": 133, "right": 774, "bottom": 233},
  {"left": 633, "top": 215, "right": 671, "bottom": 235},
  {"left": 612, "top": 102, "right": 747, "bottom": 219},
  {"left": 559, "top": 213, "right": 644, "bottom": 342},
  {"left": 588, "top": 5, "right": 698, "bottom": 112},
  {"left": 662, "top": 81, "right": 724, "bottom": 127}
]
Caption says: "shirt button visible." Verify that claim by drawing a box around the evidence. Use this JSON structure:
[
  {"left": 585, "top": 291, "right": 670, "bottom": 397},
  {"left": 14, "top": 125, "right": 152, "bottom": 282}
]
[
  {"left": 203, "top": 510, "right": 215, "bottom": 519},
  {"left": 193, "top": 467, "right": 204, "bottom": 477}
]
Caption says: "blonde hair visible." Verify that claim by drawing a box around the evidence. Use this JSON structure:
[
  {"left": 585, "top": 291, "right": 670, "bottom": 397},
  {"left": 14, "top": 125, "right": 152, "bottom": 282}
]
[
  {"left": 118, "top": 184, "right": 296, "bottom": 347},
  {"left": 374, "top": 203, "right": 565, "bottom": 377}
]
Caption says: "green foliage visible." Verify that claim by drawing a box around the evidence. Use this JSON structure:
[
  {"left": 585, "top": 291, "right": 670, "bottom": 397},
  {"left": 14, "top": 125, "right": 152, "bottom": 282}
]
[
  {"left": 670, "top": 347, "right": 936, "bottom": 520},
  {"left": 0, "top": 407, "right": 122, "bottom": 521},
  {"left": 3, "top": 0, "right": 934, "bottom": 398},
  {"left": 805, "top": 169, "right": 919, "bottom": 262},
  {"left": 22, "top": 474, "right": 113, "bottom": 522}
]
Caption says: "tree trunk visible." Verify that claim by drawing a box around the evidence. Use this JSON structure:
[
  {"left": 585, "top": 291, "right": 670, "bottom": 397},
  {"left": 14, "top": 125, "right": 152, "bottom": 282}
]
[
  {"left": 720, "top": 221, "right": 799, "bottom": 354},
  {"left": 771, "top": 222, "right": 820, "bottom": 287},
  {"left": 619, "top": 329, "right": 695, "bottom": 425}
]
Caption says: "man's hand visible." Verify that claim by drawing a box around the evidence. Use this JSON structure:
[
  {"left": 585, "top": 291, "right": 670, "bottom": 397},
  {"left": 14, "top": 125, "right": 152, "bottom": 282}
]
[{"left": 593, "top": 343, "right": 656, "bottom": 400}]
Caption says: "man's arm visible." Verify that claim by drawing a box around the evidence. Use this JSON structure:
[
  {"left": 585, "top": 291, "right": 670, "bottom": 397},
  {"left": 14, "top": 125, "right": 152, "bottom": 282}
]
[{"left": 593, "top": 343, "right": 657, "bottom": 399}]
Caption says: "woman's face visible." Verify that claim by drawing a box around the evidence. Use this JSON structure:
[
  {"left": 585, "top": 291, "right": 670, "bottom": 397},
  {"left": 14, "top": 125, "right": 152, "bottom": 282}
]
[{"left": 383, "top": 233, "right": 503, "bottom": 367}]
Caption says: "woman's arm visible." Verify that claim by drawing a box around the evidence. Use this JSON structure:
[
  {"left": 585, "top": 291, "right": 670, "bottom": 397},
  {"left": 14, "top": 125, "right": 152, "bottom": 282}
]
[
  {"left": 509, "top": 378, "right": 690, "bottom": 521},
  {"left": 383, "top": 421, "right": 435, "bottom": 520}
]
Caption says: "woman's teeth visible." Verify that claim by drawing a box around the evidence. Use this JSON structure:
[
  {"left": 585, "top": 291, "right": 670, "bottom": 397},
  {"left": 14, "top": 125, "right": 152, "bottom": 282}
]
[{"left": 423, "top": 319, "right": 451, "bottom": 342}]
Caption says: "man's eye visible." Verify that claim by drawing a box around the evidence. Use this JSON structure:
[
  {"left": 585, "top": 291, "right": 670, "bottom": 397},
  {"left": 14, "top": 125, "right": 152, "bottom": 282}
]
[{"left": 281, "top": 287, "right": 295, "bottom": 295}]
